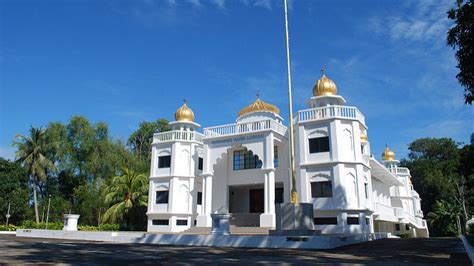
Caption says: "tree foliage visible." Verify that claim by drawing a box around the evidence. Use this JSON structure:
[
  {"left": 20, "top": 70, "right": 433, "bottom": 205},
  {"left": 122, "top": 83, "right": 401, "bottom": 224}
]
[
  {"left": 128, "top": 119, "right": 170, "bottom": 165},
  {"left": 447, "top": 0, "right": 474, "bottom": 104},
  {"left": 401, "top": 135, "right": 474, "bottom": 236},
  {"left": 102, "top": 168, "right": 148, "bottom": 230},
  {"left": 13, "top": 126, "right": 56, "bottom": 223},
  {"left": 5, "top": 115, "right": 165, "bottom": 229},
  {"left": 0, "top": 158, "right": 30, "bottom": 225}
]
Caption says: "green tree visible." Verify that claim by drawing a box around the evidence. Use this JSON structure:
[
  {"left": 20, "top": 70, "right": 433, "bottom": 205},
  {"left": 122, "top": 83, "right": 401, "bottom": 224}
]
[
  {"left": 402, "top": 136, "right": 474, "bottom": 236},
  {"left": 128, "top": 119, "right": 170, "bottom": 164},
  {"left": 447, "top": 0, "right": 474, "bottom": 104},
  {"left": 427, "top": 200, "right": 462, "bottom": 236},
  {"left": 102, "top": 168, "right": 148, "bottom": 230},
  {"left": 0, "top": 158, "right": 30, "bottom": 225},
  {"left": 13, "top": 127, "right": 55, "bottom": 224}
]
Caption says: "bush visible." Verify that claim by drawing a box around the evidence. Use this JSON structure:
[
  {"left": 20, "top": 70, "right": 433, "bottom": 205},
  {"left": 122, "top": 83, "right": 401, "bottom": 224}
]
[
  {"left": 78, "top": 224, "right": 119, "bottom": 231},
  {"left": 99, "top": 224, "right": 119, "bottom": 231},
  {"left": 19, "top": 220, "right": 63, "bottom": 230},
  {"left": 78, "top": 225, "right": 99, "bottom": 231},
  {"left": 397, "top": 233, "right": 411, "bottom": 239},
  {"left": 0, "top": 224, "right": 17, "bottom": 231}
]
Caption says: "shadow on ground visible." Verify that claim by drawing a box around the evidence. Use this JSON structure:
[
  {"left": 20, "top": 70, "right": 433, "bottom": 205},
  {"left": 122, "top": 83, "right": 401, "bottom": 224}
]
[{"left": 0, "top": 235, "right": 470, "bottom": 265}]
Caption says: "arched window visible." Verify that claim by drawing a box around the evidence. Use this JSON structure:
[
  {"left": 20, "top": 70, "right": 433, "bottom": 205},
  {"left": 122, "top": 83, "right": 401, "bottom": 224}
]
[{"left": 233, "top": 150, "right": 262, "bottom": 170}]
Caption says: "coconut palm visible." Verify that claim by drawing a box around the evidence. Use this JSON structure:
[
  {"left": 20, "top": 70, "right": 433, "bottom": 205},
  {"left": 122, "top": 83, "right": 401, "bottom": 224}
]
[
  {"left": 13, "top": 126, "right": 55, "bottom": 224},
  {"left": 102, "top": 167, "right": 148, "bottom": 230}
]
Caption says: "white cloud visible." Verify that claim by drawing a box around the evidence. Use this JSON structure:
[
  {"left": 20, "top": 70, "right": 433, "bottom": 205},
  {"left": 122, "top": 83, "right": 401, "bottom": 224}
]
[
  {"left": 212, "top": 0, "right": 226, "bottom": 10},
  {"left": 0, "top": 146, "right": 15, "bottom": 161},
  {"left": 254, "top": 0, "right": 272, "bottom": 10},
  {"left": 369, "top": 1, "right": 452, "bottom": 44},
  {"left": 188, "top": 0, "right": 202, "bottom": 8}
]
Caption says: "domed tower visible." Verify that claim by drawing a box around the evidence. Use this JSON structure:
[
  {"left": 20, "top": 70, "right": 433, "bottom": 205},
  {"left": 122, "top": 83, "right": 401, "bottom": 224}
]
[
  {"left": 236, "top": 94, "right": 283, "bottom": 124},
  {"left": 381, "top": 145, "right": 398, "bottom": 170},
  {"left": 170, "top": 100, "right": 200, "bottom": 131},
  {"left": 147, "top": 100, "right": 204, "bottom": 233},
  {"left": 307, "top": 69, "right": 347, "bottom": 108},
  {"left": 294, "top": 68, "right": 372, "bottom": 235}
]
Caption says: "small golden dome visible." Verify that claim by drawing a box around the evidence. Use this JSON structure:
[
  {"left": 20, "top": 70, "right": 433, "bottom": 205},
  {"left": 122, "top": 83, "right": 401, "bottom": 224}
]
[
  {"left": 382, "top": 145, "right": 395, "bottom": 161},
  {"left": 175, "top": 101, "right": 195, "bottom": 122},
  {"left": 360, "top": 133, "right": 368, "bottom": 142},
  {"left": 238, "top": 98, "right": 280, "bottom": 117},
  {"left": 313, "top": 69, "right": 337, "bottom": 96}
]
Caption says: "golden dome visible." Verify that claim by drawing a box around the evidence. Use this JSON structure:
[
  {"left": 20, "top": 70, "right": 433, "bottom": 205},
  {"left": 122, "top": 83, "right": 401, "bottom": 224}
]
[
  {"left": 313, "top": 69, "right": 337, "bottom": 96},
  {"left": 175, "top": 101, "right": 195, "bottom": 122},
  {"left": 382, "top": 145, "right": 395, "bottom": 161},
  {"left": 360, "top": 133, "right": 368, "bottom": 142},
  {"left": 238, "top": 98, "right": 280, "bottom": 117}
]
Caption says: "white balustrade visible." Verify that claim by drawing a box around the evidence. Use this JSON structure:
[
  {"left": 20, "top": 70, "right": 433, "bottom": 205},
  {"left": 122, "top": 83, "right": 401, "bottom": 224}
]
[
  {"left": 297, "top": 105, "right": 365, "bottom": 124},
  {"left": 203, "top": 119, "right": 287, "bottom": 138},
  {"left": 374, "top": 202, "right": 396, "bottom": 216},
  {"left": 153, "top": 130, "right": 204, "bottom": 143}
]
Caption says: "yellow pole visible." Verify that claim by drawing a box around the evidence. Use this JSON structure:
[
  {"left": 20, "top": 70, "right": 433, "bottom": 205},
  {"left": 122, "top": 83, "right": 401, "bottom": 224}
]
[{"left": 283, "top": 0, "right": 297, "bottom": 204}]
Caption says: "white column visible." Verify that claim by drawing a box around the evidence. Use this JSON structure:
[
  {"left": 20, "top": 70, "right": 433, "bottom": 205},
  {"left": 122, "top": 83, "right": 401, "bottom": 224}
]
[
  {"left": 204, "top": 174, "right": 213, "bottom": 214},
  {"left": 196, "top": 173, "right": 213, "bottom": 227},
  {"left": 260, "top": 169, "right": 276, "bottom": 228}
]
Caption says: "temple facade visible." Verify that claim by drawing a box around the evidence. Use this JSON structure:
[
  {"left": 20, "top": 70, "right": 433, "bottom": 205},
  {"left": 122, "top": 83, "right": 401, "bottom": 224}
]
[{"left": 146, "top": 72, "right": 429, "bottom": 238}]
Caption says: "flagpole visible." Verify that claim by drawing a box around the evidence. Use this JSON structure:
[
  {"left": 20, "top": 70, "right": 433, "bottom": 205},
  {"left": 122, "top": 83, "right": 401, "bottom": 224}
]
[{"left": 283, "top": 0, "right": 297, "bottom": 204}]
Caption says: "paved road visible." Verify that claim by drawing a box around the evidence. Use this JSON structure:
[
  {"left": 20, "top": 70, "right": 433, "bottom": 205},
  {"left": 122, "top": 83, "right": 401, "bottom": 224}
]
[{"left": 0, "top": 235, "right": 470, "bottom": 265}]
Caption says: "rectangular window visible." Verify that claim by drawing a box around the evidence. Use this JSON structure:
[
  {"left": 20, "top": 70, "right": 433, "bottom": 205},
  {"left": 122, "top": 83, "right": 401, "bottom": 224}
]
[
  {"left": 395, "top": 224, "right": 401, "bottom": 231},
  {"left": 233, "top": 150, "right": 262, "bottom": 170},
  {"left": 275, "top": 187, "right": 284, "bottom": 204},
  {"left": 158, "top": 155, "right": 171, "bottom": 168},
  {"left": 405, "top": 224, "right": 410, "bottom": 230},
  {"left": 309, "top": 137, "right": 330, "bottom": 154},
  {"left": 311, "top": 181, "right": 333, "bottom": 198},
  {"left": 197, "top": 192, "right": 202, "bottom": 205},
  {"left": 364, "top": 183, "right": 369, "bottom": 199},
  {"left": 314, "top": 217, "right": 338, "bottom": 225},
  {"left": 347, "top": 217, "right": 359, "bottom": 225},
  {"left": 274, "top": 146, "right": 279, "bottom": 168},
  {"left": 176, "top": 219, "right": 188, "bottom": 226},
  {"left": 366, "top": 218, "right": 370, "bottom": 225},
  {"left": 198, "top": 157, "right": 203, "bottom": 170},
  {"left": 156, "top": 190, "right": 169, "bottom": 204},
  {"left": 152, "top": 219, "right": 169, "bottom": 226}
]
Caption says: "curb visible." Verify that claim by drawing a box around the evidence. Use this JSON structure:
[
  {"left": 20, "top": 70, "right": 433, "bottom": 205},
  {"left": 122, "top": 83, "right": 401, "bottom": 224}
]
[{"left": 461, "top": 235, "right": 474, "bottom": 265}]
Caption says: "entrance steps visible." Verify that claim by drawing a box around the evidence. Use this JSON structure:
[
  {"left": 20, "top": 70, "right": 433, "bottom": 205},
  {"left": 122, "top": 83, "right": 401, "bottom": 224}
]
[{"left": 181, "top": 226, "right": 271, "bottom": 235}]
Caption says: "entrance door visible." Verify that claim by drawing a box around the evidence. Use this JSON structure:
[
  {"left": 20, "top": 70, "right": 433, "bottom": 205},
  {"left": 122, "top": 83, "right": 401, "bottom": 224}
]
[{"left": 249, "top": 189, "right": 264, "bottom": 213}]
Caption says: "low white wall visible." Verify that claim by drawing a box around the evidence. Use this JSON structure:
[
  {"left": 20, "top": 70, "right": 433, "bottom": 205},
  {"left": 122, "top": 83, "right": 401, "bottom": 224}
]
[
  {"left": 461, "top": 235, "right": 474, "bottom": 264},
  {"left": 16, "top": 229, "right": 374, "bottom": 249}
]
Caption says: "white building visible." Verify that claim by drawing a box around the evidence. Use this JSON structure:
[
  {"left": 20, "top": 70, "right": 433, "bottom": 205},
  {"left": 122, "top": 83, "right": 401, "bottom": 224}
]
[{"left": 146, "top": 72, "right": 429, "bottom": 237}]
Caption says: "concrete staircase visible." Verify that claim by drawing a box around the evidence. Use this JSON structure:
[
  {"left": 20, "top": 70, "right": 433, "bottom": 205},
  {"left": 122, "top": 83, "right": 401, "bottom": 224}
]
[{"left": 181, "top": 226, "right": 271, "bottom": 235}]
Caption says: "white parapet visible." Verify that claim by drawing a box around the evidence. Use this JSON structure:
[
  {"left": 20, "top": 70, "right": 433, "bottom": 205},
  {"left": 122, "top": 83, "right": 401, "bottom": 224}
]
[{"left": 63, "top": 214, "right": 80, "bottom": 231}]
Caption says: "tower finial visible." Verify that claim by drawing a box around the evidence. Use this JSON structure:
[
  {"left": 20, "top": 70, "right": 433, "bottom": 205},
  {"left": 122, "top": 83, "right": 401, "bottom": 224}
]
[
  {"left": 321, "top": 68, "right": 326, "bottom": 76},
  {"left": 183, "top": 98, "right": 187, "bottom": 104},
  {"left": 256, "top": 90, "right": 260, "bottom": 99}
]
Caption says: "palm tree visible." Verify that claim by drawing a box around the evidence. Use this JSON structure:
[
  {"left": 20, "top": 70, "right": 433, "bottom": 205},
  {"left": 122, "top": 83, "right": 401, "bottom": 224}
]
[
  {"left": 102, "top": 167, "right": 148, "bottom": 230},
  {"left": 14, "top": 126, "right": 55, "bottom": 224}
]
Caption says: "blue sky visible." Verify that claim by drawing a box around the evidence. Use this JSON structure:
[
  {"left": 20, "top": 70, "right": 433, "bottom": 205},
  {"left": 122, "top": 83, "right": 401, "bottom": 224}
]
[{"left": 1, "top": 0, "right": 473, "bottom": 161}]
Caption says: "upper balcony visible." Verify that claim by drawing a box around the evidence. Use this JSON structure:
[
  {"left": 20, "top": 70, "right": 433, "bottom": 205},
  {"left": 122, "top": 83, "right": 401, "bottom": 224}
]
[
  {"left": 296, "top": 105, "right": 365, "bottom": 124},
  {"left": 203, "top": 119, "right": 288, "bottom": 138},
  {"left": 153, "top": 130, "right": 204, "bottom": 143}
]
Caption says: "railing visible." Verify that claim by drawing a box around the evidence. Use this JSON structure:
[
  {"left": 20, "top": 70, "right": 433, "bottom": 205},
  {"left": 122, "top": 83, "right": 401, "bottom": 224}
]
[
  {"left": 394, "top": 208, "right": 404, "bottom": 217},
  {"left": 297, "top": 105, "right": 365, "bottom": 124},
  {"left": 389, "top": 167, "right": 410, "bottom": 175},
  {"left": 153, "top": 130, "right": 204, "bottom": 143},
  {"left": 203, "top": 119, "right": 288, "bottom": 138}
]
